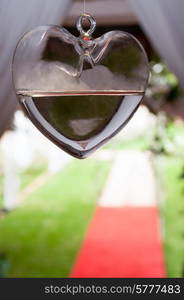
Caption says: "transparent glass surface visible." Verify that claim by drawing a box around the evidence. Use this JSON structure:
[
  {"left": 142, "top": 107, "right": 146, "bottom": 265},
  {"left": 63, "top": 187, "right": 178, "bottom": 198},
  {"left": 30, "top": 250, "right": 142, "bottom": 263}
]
[{"left": 13, "top": 25, "right": 149, "bottom": 158}]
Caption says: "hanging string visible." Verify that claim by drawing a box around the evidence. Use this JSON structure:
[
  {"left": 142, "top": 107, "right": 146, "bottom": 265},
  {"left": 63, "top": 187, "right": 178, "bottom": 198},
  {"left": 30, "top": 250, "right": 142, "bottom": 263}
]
[{"left": 83, "top": 0, "right": 86, "bottom": 14}]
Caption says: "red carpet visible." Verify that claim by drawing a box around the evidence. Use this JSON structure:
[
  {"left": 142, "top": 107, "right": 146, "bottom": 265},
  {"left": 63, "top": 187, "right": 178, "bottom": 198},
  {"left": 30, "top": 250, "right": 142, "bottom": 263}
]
[{"left": 71, "top": 207, "right": 165, "bottom": 278}]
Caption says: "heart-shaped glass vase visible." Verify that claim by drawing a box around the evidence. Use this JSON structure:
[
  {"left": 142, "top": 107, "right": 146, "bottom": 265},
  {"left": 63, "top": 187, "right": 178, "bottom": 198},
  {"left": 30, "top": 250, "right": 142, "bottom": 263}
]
[{"left": 13, "top": 15, "right": 149, "bottom": 158}]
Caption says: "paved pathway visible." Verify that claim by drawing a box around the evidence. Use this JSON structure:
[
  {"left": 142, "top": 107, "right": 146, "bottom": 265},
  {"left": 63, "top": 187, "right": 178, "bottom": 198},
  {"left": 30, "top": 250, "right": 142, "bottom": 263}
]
[{"left": 99, "top": 150, "right": 157, "bottom": 207}]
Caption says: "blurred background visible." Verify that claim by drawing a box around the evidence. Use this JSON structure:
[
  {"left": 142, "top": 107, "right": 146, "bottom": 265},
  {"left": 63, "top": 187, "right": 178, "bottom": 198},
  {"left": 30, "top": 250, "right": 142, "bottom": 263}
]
[{"left": 0, "top": 0, "right": 184, "bottom": 278}]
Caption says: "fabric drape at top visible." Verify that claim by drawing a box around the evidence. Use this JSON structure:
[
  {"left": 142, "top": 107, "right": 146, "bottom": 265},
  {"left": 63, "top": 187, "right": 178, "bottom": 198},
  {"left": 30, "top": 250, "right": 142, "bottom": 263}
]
[{"left": 0, "top": 0, "right": 71, "bottom": 137}]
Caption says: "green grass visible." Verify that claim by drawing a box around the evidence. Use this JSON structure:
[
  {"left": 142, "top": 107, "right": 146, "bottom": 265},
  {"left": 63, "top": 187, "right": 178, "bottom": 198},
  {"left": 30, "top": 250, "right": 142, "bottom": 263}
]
[
  {"left": 0, "top": 159, "right": 111, "bottom": 277},
  {"left": 157, "top": 155, "right": 184, "bottom": 277},
  {"left": 104, "top": 135, "right": 150, "bottom": 151}
]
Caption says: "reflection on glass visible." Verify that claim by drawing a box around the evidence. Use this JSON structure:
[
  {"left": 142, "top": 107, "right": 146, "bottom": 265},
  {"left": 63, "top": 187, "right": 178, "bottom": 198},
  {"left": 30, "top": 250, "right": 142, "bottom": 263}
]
[{"left": 13, "top": 23, "right": 149, "bottom": 158}]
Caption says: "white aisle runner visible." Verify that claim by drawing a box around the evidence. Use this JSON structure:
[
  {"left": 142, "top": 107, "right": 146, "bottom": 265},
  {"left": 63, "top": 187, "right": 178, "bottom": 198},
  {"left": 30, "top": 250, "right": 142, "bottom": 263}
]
[{"left": 99, "top": 150, "right": 157, "bottom": 207}]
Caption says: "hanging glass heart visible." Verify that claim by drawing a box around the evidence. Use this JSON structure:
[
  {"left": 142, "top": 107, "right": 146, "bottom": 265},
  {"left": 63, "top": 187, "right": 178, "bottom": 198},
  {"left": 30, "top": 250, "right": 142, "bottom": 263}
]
[{"left": 13, "top": 14, "right": 149, "bottom": 159}]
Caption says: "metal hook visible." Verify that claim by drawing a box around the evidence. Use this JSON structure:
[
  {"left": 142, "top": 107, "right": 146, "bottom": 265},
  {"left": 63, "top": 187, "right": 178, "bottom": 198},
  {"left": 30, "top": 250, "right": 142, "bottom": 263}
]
[{"left": 76, "top": 14, "right": 96, "bottom": 37}]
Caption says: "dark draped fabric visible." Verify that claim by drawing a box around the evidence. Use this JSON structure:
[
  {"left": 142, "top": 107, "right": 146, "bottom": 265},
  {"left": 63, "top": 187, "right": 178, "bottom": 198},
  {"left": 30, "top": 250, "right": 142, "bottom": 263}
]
[{"left": 130, "top": 0, "right": 184, "bottom": 89}]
